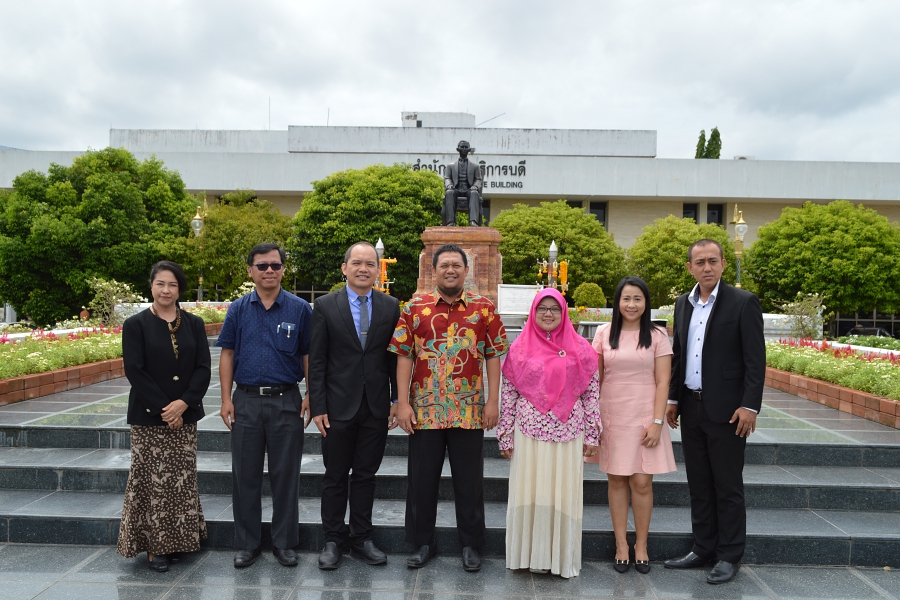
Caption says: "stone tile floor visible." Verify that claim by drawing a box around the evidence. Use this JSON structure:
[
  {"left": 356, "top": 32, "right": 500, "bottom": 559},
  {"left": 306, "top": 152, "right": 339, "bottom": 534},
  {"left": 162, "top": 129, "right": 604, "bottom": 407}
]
[{"left": 1, "top": 544, "right": 900, "bottom": 599}]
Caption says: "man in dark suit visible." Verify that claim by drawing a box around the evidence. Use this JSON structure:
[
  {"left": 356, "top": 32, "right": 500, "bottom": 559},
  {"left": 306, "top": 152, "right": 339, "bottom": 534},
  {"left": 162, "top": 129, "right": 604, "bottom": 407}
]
[
  {"left": 442, "top": 140, "right": 484, "bottom": 226},
  {"left": 308, "top": 241, "right": 401, "bottom": 570},
  {"left": 663, "top": 238, "right": 765, "bottom": 584}
]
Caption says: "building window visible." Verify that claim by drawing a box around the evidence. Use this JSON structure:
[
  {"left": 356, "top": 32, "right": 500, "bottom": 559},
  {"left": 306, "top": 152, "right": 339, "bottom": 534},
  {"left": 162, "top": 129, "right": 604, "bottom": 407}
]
[
  {"left": 683, "top": 203, "right": 698, "bottom": 222},
  {"left": 566, "top": 200, "right": 584, "bottom": 210},
  {"left": 707, "top": 203, "right": 724, "bottom": 226},
  {"left": 589, "top": 201, "right": 608, "bottom": 229}
]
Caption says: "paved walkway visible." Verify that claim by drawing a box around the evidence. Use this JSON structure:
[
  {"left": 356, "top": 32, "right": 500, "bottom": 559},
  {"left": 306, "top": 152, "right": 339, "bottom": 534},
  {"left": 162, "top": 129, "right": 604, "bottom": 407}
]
[{"left": 1, "top": 544, "right": 900, "bottom": 599}]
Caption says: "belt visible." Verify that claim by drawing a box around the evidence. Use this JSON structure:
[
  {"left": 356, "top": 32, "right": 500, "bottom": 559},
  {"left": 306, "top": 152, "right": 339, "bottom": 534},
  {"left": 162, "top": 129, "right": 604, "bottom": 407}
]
[
  {"left": 683, "top": 386, "right": 703, "bottom": 401},
  {"left": 236, "top": 383, "right": 298, "bottom": 396}
]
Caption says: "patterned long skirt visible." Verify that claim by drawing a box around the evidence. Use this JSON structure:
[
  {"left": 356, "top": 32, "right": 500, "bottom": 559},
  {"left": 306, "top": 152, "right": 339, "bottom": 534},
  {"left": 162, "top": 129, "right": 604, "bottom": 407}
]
[{"left": 117, "top": 423, "right": 207, "bottom": 558}]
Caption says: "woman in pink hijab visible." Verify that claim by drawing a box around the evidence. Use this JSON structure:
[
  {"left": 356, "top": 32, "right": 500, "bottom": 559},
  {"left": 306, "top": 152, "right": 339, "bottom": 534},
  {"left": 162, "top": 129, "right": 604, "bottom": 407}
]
[{"left": 497, "top": 288, "right": 601, "bottom": 578}]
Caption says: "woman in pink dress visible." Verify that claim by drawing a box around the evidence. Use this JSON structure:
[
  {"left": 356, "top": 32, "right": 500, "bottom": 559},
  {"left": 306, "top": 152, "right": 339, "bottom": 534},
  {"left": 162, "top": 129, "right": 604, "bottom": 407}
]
[
  {"left": 498, "top": 288, "right": 601, "bottom": 578},
  {"left": 591, "top": 276, "right": 674, "bottom": 574}
]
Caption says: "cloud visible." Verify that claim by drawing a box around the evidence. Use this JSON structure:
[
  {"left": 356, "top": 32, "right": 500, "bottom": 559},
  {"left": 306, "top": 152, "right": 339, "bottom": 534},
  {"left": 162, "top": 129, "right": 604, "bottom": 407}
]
[{"left": 1, "top": 0, "right": 899, "bottom": 161}]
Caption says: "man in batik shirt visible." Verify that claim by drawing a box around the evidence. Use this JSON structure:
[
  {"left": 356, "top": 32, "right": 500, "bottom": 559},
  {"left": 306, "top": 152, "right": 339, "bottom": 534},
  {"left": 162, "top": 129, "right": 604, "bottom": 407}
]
[{"left": 391, "top": 243, "right": 508, "bottom": 573}]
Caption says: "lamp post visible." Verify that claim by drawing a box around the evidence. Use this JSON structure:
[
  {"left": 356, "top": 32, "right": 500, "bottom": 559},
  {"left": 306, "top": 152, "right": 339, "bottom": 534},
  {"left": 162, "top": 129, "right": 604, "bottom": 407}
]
[
  {"left": 190, "top": 208, "right": 205, "bottom": 302},
  {"left": 729, "top": 205, "right": 748, "bottom": 289}
]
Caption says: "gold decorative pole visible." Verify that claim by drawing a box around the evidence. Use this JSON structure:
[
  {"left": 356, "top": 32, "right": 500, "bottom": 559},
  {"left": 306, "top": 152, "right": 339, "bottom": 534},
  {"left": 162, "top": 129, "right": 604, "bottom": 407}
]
[{"left": 729, "top": 205, "right": 749, "bottom": 289}]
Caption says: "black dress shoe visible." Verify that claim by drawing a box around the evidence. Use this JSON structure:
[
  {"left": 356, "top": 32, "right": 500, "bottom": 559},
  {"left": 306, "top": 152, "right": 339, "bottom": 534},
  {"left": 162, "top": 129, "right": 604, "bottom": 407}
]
[
  {"left": 165, "top": 552, "right": 182, "bottom": 564},
  {"left": 663, "top": 551, "right": 710, "bottom": 569},
  {"left": 233, "top": 547, "right": 261, "bottom": 568},
  {"left": 462, "top": 546, "right": 481, "bottom": 572},
  {"left": 635, "top": 560, "right": 650, "bottom": 574},
  {"left": 613, "top": 558, "right": 630, "bottom": 573},
  {"left": 148, "top": 554, "right": 168, "bottom": 572},
  {"left": 274, "top": 546, "right": 298, "bottom": 567},
  {"left": 469, "top": 220, "right": 480, "bottom": 227},
  {"left": 318, "top": 541, "right": 342, "bottom": 570},
  {"left": 352, "top": 540, "right": 387, "bottom": 565},
  {"left": 407, "top": 543, "right": 437, "bottom": 568},
  {"left": 707, "top": 560, "right": 740, "bottom": 584}
]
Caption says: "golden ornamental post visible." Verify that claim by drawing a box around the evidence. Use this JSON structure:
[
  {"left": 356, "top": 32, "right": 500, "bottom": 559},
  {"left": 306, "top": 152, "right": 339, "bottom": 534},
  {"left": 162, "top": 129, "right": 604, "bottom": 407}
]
[{"left": 729, "top": 205, "right": 748, "bottom": 289}]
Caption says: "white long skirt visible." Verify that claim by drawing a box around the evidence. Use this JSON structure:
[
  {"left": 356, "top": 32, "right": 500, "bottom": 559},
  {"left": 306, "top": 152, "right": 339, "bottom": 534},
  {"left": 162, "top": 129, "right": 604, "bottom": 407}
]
[{"left": 505, "top": 427, "right": 584, "bottom": 578}]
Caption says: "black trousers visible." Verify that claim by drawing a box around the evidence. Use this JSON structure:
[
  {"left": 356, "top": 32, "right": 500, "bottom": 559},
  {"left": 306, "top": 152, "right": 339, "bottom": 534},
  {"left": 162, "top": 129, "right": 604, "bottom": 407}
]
[
  {"left": 231, "top": 387, "right": 304, "bottom": 551},
  {"left": 442, "top": 189, "right": 482, "bottom": 225},
  {"left": 320, "top": 397, "right": 389, "bottom": 546},
  {"left": 679, "top": 387, "right": 747, "bottom": 563},
  {"left": 405, "top": 427, "right": 485, "bottom": 548}
]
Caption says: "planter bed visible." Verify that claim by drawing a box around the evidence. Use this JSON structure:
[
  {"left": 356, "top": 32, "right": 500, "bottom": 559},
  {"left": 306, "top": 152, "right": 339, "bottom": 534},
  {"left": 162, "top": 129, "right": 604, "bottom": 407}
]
[
  {"left": 0, "top": 322, "right": 222, "bottom": 406},
  {"left": 766, "top": 366, "right": 900, "bottom": 430}
]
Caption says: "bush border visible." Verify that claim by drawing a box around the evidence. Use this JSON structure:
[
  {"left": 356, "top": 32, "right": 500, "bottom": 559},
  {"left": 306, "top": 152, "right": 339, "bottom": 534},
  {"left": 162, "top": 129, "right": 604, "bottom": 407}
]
[
  {"left": 766, "top": 367, "right": 900, "bottom": 430},
  {"left": 0, "top": 322, "right": 222, "bottom": 406}
]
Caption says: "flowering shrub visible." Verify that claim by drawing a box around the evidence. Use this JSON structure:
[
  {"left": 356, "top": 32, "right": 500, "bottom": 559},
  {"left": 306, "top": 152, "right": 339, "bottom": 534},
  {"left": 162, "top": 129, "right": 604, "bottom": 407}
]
[
  {"left": 183, "top": 304, "right": 229, "bottom": 324},
  {"left": 836, "top": 336, "right": 900, "bottom": 352},
  {"left": 767, "top": 338, "right": 900, "bottom": 401},
  {"left": 0, "top": 328, "right": 123, "bottom": 380}
]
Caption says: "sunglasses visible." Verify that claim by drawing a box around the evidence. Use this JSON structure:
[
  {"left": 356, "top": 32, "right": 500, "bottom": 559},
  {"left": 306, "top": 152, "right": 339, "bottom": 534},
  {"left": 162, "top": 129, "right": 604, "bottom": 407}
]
[{"left": 252, "top": 263, "right": 283, "bottom": 272}]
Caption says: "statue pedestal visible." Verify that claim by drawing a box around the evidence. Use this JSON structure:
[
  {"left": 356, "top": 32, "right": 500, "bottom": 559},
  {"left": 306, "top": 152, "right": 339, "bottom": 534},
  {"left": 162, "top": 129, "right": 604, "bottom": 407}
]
[{"left": 416, "top": 227, "right": 503, "bottom": 306}]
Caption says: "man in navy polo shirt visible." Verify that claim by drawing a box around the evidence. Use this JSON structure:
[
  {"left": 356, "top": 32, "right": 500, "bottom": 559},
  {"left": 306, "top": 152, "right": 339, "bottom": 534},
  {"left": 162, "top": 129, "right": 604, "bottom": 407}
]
[{"left": 217, "top": 243, "right": 312, "bottom": 569}]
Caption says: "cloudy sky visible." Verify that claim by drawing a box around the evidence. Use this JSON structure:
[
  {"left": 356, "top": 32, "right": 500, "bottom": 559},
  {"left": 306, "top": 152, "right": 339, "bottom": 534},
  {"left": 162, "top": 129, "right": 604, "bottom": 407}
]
[{"left": 2, "top": 1, "right": 899, "bottom": 161}]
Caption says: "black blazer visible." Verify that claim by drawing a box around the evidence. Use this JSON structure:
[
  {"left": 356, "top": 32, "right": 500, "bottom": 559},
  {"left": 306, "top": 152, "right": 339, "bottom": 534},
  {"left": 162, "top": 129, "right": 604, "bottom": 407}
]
[
  {"left": 123, "top": 308, "right": 211, "bottom": 426},
  {"left": 669, "top": 282, "right": 766, "bottom": 423},
  {"left": 308, "top": 287, "right": 400, "bottom": 421}
]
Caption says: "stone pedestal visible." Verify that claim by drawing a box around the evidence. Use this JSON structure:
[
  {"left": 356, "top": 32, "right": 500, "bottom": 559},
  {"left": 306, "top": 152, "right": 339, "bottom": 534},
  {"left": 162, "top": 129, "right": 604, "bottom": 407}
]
[{"left": 415, "top": 226, "right": 503, "bottom": 306}]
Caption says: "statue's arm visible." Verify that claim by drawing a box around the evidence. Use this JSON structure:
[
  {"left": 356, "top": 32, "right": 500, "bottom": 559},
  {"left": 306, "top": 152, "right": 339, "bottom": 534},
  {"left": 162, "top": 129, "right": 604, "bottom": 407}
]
[
  {"left": 472, "top": 162, "right": 483, "bottom": 192},
  {"left": 444, "top": 165, "right": 455, "bottom": 189}
]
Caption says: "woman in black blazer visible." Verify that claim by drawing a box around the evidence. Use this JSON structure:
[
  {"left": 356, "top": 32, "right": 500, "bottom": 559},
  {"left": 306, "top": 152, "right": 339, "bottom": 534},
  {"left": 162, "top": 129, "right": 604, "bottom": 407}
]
[{"left": 117, "top": 261, "right": 211, "bottom": 572}]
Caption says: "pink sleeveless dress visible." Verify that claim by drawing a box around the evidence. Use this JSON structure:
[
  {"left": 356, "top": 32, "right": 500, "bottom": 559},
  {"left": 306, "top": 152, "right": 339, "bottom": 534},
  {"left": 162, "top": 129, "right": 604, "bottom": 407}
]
[{"left": 591, "top": 327, "right": 676, "bottom": 475}]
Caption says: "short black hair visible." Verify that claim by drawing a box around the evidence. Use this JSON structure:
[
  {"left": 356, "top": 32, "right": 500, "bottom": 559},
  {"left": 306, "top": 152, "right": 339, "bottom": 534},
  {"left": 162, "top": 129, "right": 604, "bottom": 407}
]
[
  {"left": 247, "top": 243, "right": 285, "bottom": 266},
  {"left": 432, "top": 244, "right": 467, "bottom": 268},
  {"left": 344, "top": 241, "right": 378, "bottom": 264},
  {"left": 687, "top": 238, "right": 724, "bottom": 262},
  {"left": 149, "top": 260, "right": 188, "bottom": 296}
]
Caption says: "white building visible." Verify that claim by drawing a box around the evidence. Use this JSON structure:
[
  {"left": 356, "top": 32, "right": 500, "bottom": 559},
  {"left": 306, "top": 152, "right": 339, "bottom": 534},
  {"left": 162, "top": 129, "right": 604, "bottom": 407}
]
[{"left": 4, "top": 112, "right": 900, "bottom": 250}]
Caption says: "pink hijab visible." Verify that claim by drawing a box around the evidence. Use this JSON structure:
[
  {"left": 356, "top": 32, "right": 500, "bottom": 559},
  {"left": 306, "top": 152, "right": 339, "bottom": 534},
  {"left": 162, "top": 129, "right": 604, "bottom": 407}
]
[{"left": 501, "top": 288, "right": 598, "bottom": 423}]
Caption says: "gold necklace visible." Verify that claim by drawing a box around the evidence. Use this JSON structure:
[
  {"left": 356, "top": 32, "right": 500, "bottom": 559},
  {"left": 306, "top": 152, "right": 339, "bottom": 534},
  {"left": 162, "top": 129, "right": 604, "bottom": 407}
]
[{"left": 150, "top": 305, "right": 181, "bottom": 360}]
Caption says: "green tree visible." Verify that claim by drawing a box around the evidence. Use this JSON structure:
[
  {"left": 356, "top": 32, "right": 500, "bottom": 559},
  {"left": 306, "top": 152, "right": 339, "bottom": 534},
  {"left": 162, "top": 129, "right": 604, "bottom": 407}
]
[
  {"left": 745, "top": 201, "right": 900, "bottom": 313},
  {"left": 627, "top": 215, "right": 737, "bottom": 307},
  {"left": 289, "top": 164, "right": 444, "bottom": 299},
  {"left": 694, "top": 127, "right": 722, "bottom": 159},
  {"left": 572, "top": 282, "right": 606, "bottom": 308},
  {"left": 0, "top": 148, "right": 197, "bottom": 325},
  {"left": 492, "top": 200, "right": 626, "bottom": 302},
  {"left": 694, "top": 130, "right": 707, "bottom": 159},
  {"left": 166, "top": 191, "right": 294, "bottom": 301}
]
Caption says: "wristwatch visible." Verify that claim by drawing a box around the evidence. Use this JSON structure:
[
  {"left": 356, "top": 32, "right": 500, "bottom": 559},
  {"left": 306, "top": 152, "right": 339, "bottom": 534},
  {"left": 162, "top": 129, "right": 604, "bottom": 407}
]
[{"left": 653, "top": 419, "right": 664, "bottom": 425}]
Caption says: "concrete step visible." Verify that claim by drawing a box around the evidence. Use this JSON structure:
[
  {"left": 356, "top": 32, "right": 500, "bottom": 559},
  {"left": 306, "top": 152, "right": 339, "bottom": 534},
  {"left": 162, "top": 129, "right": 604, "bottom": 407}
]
[
  {"left": 3, "top": 423, "right": 900, "bottom": 466},
  {"left": 0, "top": 491, "right": 897, "bottom": 567},
  {"left": 1, "top": 448, "right": 899, "bottom": 512}
]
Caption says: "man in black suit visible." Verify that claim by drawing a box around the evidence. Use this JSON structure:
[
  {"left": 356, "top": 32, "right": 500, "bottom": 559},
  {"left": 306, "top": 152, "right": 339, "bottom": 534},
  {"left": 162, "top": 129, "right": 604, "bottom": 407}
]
[
  {"left": 442, "top": 140, "right": 484, "bottom": 226},
  {"left": 663, "top": 238, "right": 765, "bottom": 584},
  {"left": 308, "top": 241, "right": 401, "bottom": 570}
]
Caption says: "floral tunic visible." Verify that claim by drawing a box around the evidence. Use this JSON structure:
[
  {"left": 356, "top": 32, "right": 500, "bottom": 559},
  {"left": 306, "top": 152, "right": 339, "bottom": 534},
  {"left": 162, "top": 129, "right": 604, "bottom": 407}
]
[{"left": 496, "top": 372, "right": 602, "bottom": 451}]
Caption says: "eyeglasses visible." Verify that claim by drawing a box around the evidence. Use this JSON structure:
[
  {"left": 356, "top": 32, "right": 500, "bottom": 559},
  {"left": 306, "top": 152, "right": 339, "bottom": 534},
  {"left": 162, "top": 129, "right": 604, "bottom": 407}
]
[
  {"left": 252, "top": 263, "right": 283, "bottom": 272},
  {"left": 535, "top": 306, "right": 562, "bottom": 315}
]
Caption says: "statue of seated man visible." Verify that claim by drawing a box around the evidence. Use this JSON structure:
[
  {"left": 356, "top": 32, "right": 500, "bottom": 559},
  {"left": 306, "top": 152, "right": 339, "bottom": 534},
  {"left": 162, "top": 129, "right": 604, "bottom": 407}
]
[{"left": 442, "top": 140, "right": 483, "bottom": 226}]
